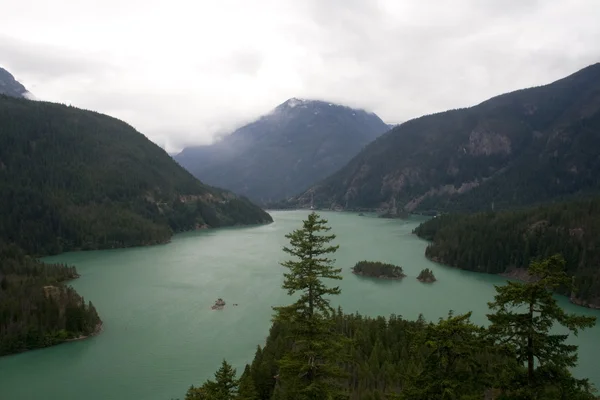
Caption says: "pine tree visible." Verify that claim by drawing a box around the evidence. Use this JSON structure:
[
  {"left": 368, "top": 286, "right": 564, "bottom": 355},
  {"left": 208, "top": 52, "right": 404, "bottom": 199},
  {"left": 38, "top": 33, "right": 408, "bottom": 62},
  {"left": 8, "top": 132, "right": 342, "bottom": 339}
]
[
  {"left": 401, "top": 312, "right": 494, "bottom": 400},
  {"left": 273, "top": 212, "right": 347, "bottom": 399},
  {"left": 487, "top": 254, "right": 596, "bottom": 398},
  {"left": 237, "top": 365, "right": 258, "bottom": 400},
  {"left": 186, "top": 360, "right": 238, "bottom": 400}
]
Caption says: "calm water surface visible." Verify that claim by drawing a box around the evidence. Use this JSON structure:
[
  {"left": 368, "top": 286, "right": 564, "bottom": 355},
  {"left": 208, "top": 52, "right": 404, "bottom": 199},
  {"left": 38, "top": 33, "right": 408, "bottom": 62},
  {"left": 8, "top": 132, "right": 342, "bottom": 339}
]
[{"left": 1, "top": 211, "right": 599, "bottom": 400}]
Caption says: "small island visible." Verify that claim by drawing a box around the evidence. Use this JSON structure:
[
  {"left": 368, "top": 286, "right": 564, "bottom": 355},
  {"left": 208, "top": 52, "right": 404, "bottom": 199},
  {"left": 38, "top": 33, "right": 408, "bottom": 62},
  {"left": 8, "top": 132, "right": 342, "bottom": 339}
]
[
  {"left": 417, "top": 268, "right": 437, "bottom": 283},
  {"left": 352, "top": 261, "right": 406, "bottom": 280},
  {"left": 211, "top": 298, "right": 226, "bottom": 310}
]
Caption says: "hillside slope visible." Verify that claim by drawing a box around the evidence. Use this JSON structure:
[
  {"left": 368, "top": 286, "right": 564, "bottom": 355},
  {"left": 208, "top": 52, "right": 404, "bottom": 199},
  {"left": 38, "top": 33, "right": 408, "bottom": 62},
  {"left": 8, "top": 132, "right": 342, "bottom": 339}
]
[
  {"left": 283, "top": 63, "right": 600, "bottom": 213},
  {"left": 414, "top": 197, "right": 600, "bottom": 308},
  {"left": 175, "top": 98, "right": 389, "bottom": 204},
  {"left": 0, "top": 95, "right": 272, "bottom": 255},
  {"left": 0, "top": 67, "right": 31, "bottom": 98}
]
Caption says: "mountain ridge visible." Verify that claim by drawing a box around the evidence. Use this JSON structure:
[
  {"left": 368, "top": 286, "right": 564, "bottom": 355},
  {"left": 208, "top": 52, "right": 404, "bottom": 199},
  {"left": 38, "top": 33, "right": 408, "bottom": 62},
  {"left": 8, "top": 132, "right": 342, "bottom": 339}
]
[
  {"left": 175, "top": 98, "right": 390, "bottom": 204},
  {"left": 0, "top": 67, "right": 33, "bottom": 99},
  {"left": 279, "top": 63, "right": 600, "bottom": 213}
]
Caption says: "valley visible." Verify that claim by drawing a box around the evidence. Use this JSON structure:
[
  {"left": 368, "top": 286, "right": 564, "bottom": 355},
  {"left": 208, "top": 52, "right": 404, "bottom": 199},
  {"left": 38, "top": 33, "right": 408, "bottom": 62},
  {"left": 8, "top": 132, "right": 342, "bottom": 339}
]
[{"left": 1, "top": 211, "right": 599, "bottom": 400}]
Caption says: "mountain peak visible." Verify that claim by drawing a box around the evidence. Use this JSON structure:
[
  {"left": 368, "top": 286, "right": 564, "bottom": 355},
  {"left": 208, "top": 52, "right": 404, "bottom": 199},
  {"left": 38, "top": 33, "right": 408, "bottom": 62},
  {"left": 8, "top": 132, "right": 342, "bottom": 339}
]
[{"left": 175, "top": 98, "right": 389, "bottom": 203}]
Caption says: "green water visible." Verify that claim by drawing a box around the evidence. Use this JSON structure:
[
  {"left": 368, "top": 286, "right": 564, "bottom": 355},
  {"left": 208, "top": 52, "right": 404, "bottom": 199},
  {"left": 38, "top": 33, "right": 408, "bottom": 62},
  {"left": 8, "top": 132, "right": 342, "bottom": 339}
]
[{"left": 1, "top": 211, "right": 599, "bottom": 400}]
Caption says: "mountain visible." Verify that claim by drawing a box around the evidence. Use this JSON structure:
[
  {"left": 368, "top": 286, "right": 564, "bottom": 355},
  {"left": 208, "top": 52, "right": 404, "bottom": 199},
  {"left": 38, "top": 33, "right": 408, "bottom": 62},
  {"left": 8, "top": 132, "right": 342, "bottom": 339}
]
[
  {"left": 0, "top": 95, "right": 272, "bottom": 255},
  {"left": 281, "top": 64, "right": 600, "bottom": 213},
  {"left": 413, "top": 197, "right": 600, "bottom": 308},
  {"left": 0, "top": 94, "right": 271, "bottom": 355},
  {"left": 175, "top": 98, "right": 390, "bottom": 204},
  {"left": 0, "top": 67, "right": 32, "bottom": 99}
]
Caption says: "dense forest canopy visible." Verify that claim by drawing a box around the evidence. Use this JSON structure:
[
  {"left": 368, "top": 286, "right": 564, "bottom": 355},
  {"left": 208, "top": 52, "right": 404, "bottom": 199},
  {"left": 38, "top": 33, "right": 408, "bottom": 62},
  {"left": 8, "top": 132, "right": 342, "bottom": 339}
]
[
  {"left": 413, "top": 196, "right": 600, "bottom": 307},
  {"left": 0, "top": 243, "right": 101, "bottom": 355},
  {"left": 280, "top": 63, "right": 600, "bottom": 214},
  {"left": 0, "top": 95, "right": 271, "bottom": 255}
]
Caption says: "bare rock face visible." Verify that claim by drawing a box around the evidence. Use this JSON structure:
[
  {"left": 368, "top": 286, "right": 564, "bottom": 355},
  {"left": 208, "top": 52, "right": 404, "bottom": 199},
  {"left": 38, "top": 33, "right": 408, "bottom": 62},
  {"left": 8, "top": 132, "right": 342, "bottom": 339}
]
[{"left": 466, "top": 128, "right": 511, "bottom": 156}]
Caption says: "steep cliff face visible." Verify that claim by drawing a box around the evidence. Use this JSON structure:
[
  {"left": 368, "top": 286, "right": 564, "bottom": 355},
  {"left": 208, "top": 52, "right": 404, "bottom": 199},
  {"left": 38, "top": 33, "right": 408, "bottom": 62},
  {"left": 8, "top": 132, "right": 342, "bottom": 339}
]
[
  {"left": 175, "top": 98, "right": 390, "bottom": 204},
  {"left": 284, "top": 63, "right": 600, "bottom": 213}
]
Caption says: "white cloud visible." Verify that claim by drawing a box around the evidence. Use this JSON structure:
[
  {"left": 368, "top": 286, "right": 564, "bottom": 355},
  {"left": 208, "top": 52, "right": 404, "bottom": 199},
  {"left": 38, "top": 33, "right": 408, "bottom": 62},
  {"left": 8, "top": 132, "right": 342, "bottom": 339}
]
[{"left": 1, "top": 0, "right": 599, "bottom": 152}]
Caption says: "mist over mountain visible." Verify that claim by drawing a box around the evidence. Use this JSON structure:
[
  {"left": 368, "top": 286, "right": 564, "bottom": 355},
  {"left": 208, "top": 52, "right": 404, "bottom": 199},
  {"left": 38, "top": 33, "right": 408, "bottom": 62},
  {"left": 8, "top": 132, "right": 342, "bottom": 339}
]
[{"left": 175, "top": 98, "right": 390, "bottom": 204}]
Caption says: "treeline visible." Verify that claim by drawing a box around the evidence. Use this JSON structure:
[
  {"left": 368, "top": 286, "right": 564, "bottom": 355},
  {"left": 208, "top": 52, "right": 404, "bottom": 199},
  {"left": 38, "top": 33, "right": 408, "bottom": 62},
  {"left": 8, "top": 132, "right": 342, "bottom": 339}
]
[
  {"left": 352, "top": 261, "right": 405, "bottom": 279},
  {"left": 181, "top": 213, "right": 597, "bottom": 400},
  {"left": 0, "top": 243, "right": 101, "bottom": 356},
  {"left": 413, "top": 197, "right": 600, "bottom": 307}
]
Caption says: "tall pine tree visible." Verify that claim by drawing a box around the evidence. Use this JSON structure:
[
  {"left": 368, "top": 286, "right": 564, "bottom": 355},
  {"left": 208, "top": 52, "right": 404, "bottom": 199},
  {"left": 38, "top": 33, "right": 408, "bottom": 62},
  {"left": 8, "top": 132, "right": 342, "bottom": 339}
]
[
  {"left": 185, "top": 360, "right": 238, "bottom": 400},
  {"left": 487, "top": 254, "right": 596, "bottom": 399},
  {"left": 273, "top": 212, "right": 347, "bottom": 400}
]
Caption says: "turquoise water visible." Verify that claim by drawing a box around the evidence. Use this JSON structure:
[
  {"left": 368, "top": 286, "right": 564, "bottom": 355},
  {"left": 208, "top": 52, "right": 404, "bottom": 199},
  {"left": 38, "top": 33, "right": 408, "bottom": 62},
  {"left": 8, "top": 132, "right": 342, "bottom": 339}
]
[{"left": 1, "top": 211, "right": 598, "bottom": 400}]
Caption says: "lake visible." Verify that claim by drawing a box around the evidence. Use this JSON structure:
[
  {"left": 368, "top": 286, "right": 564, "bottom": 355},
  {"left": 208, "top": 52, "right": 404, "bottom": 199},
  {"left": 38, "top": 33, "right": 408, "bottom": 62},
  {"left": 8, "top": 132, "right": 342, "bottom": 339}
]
[{"left": 1, "top": 211, "right": 599, "bottom": 400}]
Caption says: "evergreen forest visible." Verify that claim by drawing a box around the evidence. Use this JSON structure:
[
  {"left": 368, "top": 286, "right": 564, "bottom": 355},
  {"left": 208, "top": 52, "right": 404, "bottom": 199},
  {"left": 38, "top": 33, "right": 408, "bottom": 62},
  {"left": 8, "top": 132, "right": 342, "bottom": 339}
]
[
  {"left": 413, "top": 197, "right": 600, "bottom": 308},
  {"left": 352, "top": 261, "right": 405, "bottom": 279}
]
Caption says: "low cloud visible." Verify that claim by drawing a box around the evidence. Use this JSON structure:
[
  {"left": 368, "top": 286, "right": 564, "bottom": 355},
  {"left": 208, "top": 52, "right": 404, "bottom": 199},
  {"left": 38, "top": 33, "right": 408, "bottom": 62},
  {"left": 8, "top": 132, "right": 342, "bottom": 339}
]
[{"left": 1, "top": 0, "right": 599, "bottom": 152}]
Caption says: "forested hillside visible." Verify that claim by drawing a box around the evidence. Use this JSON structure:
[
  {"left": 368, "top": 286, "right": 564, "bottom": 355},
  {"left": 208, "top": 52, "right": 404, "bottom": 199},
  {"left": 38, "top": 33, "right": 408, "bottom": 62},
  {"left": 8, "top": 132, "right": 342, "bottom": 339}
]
[
  {"left": 0, "top": 243, "right": 102, "bottom": 355},
  {"left": 175, "top": 98, "right": 389, "bottom": 204},
  {"left": 0, "top": 95, "right": 272, "bottom": 255},
  {"left": 280, "top": 63, "right": 600, "bottom": 214},
  {"left": 414, "top": 197, "right": 600, "bottom": 308},
  {"left": 0, "top": 94, "right": 271, "bottom": 355}
]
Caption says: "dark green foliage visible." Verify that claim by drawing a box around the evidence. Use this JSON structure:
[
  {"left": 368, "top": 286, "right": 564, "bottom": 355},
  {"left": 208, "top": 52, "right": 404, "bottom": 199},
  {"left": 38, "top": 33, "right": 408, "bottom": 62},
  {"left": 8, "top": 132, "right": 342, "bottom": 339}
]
[
  {"left": 176, "top": 99, "right": 389, "bottom": 204},
  {"left": 185, "top": 360, "right": 239, "bottom": 400},
  {"left": 235, "top": 310, "right": 514, "bottom": 400},
  {"left": 401, "top": 312, "right": 498, "bottom": 400},
  {"left": 416, "top": 268, "right": 436, "bottom": 283},
  {"left": 352, "top": 261, "right": 405, "bottom": 279},
  {"left": 0, "top": 243, "right": 102, "bottom": 356},
  {"left": 487, "top": 255, "right": 596, "bottom": 399},
  {"left": 272, "top": 212, "right": 347, "bottom": 399},
  {"left": 0, "top": 94, "right": 271, "bottom": 255},
  {"left": 285, "top": 63, "right": 600, "bottom": 213},
  {"left": 413, "top": 197, "right": 600, "bottom": 306},
  {"left": 237, "top": 365, "right": 259, "bottom": 400}
]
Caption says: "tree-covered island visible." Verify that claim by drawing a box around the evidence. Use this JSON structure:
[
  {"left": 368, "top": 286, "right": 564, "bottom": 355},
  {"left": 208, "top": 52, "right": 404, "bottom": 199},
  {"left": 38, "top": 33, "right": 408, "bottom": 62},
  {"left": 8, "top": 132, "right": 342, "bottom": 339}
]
[
  {"left": 352, "top": 261, "right": 406, "bottom": 280},
  {"left": 417, "top": 268, "right": 437, "bottom": 283}
]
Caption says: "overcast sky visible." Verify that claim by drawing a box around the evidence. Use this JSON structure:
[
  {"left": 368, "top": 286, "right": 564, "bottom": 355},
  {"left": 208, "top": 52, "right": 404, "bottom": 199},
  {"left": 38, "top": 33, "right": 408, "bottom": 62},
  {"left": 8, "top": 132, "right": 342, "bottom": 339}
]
[{"left": 2, "top": 0, "right": 599, "bottom": 152}]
